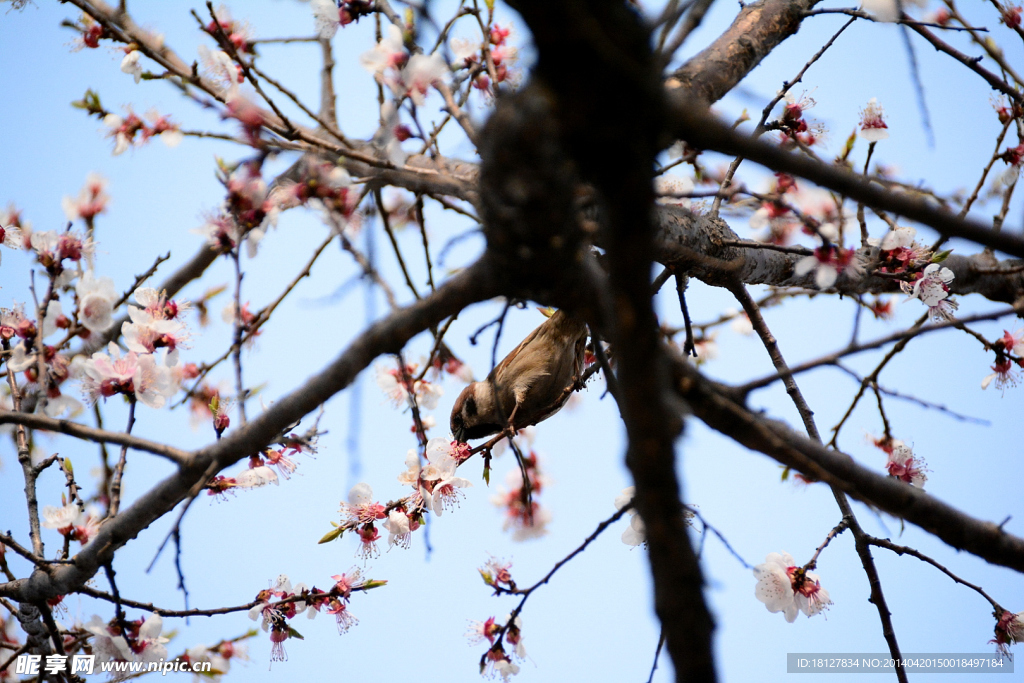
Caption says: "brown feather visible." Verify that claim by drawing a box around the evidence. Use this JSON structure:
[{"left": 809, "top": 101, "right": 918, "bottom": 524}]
[{"left": 451, "top": 310, "right": 589, "bottom": 441}]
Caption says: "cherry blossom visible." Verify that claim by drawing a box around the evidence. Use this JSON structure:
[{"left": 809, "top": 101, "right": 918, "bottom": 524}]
[
  {"left": 103, "top": 111, "right": 147, "bottom": 155},
  {"left": 492, "top": 464, "right": 549, "bottom": 540},
  {"left": 30, "top": 230, "right": 92, "bottom": 279},
  {"left": 373, "top": 100, "right": 412, "bottom": 166},
  {"left": 466, "top": 616, "right": 502, "bottom": 645},
  {"left": 1001, "top": 328, "right": 1024, "bottom": 356},
  {"left": 795, "top": 244, "right": 863, "bottom": 289},
  {"left": 360, "top": 24, "right": 406, "bottom": 78},
  {"left": 235, "top": 465, "right": 279, "bottom": 489},
  {"left": 483, "top": 647, "right": 521, "bottom": 681},
  {"left": 134, "top": 286, "right": 191, "bottom": 322},
  {"left": 62, "top": 172, "right": 110, "bottom": 222},
  {"left": 992, "top": 609, "right": 1024, "bottom": 656},
  {"left": 397, "top": 449, "right": 421, "bottom": 486},
  {"left": 206, "top": 5, "right": 255, "bottom": 54},
  {"left": 143, "top": 110, "right": 183, "bottom": 148},
  {"left": 375, "top": 360, "right": 444, "bottom": 409},
  {"left": 0, "top": 223, "right": 23, "bottom": 265},
  {"left": 76, "top": 271, "right": 118, "bottom": 333},
  {"left": 383, "top": 509, "right": 412, "bottom": 548},
  {"left": 901, "top": 263, "right": 958, "bottom": 321},
  {"left": 753, "top": 551, "right": 831, "bottom": 622},
  {"left": 614, "top": 487, "right": 647, "bottom": 546},
  {"left": 42, "top": 502, "right": 100, "bottom": 545},
  {"left": 85, "top": 614, "right": 169, "bottom": 665},
  {"left": 479, "top": 556, "right": 515, "bottom": 590},
  {"left": 982, "top": 358, "right": 1019, "bottom": 393},
  {"left": 120, "top": 50, "right": 143, "bottom": 83},
  {"left": 184, "top": 640, "right": 246, "bottom": 680},
  {"left": 311, "top": 0, "right": 341, "bottom": 39},
  {"left": 401, "top": 53, "right": 449, "bottom": 106},
  {"left": 1002, "top": 143, "right": 1024, "bottom": 186},
  {"left": 264, "top": 448, "right": 299, "bottom": 479},
  {"left": 872, "top": 225, "right": 932, "bottom": 275},
  {"left": 859, "top": 97, "right": 889, "bottom": 142},
  {"left": 41, "top": 503, "right": 80, "bottom": 533},
  {"left": 75, "top": 343, "right": 162, "bottom": 407},
  {"left": 884, "top": 441, "right": 928, "bottom": 488},
  {"left": 198, "top": 45, "right": 242, "bottom": 96},
  {"left": 860, "top": 0, "right": 926, "bottom": 23},
  {"left": 0, "top": 305, "right": 26, "bottom": 341},
  {"left": 420, "top": 437, "right": 472, "bottom": 516}
]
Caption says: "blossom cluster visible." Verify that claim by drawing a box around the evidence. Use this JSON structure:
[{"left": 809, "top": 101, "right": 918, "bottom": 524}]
[
  {"left": 2, "top": 185, "right": 198, "bottom": 416},
  {"left": 196, "top": 161, "right": 278, "bottom": 258},
  {"left": 450, "top": 23, "right": 519, "bottom": 93},
  {"left": 490, "top": 432, "right": 551, "bottom": 541},
  {"left": 359, "top": 24, "right": 449, "bottom": 107},
  {"left": 376, "top": 358, "right": 445, "bottom": 411},
  {"left": 466, "top": 610, "right": 527, "bottom": 682},
  {"left": 85, "top": 614, "right": 169, "bottom": 666},
  {"left": 182, "top": 638, "right": 249, "bottom": 680},
  {"left": 248, "top": 572, "right": 385, "bottom": 661},
  {"left": 206, "top": 440, "right": 314, "bottom": 498}
]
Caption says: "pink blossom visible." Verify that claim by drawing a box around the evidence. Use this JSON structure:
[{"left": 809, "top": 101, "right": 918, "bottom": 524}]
[
  {"left": 982, "top": 358, "right": 1019, "bottom": 393},
  {"left": 901, "top": 263, "right": 958, "bottom": 321},
  {"left": 885, "top": 441, "right": 928, "bottom": 488},
  {"left": 325, "top": 598, "right": 358, "bottom": 634},
  {"left": 794, "top": 245, "right": 863, "bottom": 289},
  {"left": 401, "top": 53, "right": 448, "bottom": 106},
  {"left": 859, "top": 97, "right": 889, "bottom": 142},
  {"left": 465, "top": 616, "right": 501, "bottom": 645},
  {"left": 753, "top": 551, "right": 831, "bottom": 622},
  {"left": 311, "top": 0, "right": 341, "bottom": 39},
  {"left": 992, "top": 609, "right": 1024, "bottom": 656},
  {"left": 62, "top": 173, "right": 110, "bottom": 222},
  {"left": 360, "top": 24, "right": 406, "bottom": 77}
]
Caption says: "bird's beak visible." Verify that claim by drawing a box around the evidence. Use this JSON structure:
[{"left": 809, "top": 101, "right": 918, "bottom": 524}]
[{"left": 454, "top": 425, "right": 466, "bottom": 443}]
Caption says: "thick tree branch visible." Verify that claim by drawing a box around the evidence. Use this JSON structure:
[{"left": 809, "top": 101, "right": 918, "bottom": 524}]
[
  {"left": 668, "top": 103, "right": 1024, "bottom": 259},
  {"left": 673, "top": 359, "right": 1024, "bottom": 572},
  {"left": 669, "top": 0, "right": 820, "bottom": 106}
]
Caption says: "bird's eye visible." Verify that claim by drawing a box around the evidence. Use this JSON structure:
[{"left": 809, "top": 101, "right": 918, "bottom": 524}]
[{"left": 465, "top": 397, "right": 477, "bottom": 417}]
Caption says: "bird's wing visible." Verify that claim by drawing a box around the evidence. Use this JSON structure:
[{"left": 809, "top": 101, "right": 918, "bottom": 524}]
[{"left": 487, "top": 316, "right": 552, "bottom": 383}]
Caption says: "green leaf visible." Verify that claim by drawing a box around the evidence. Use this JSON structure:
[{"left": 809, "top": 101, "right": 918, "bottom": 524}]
[
  {"left": 71, "top": 89, "right": 104, "bottom": 115},
  {"left": 932, "top": 249, "right": 953, "bottom": 263},
  {"left": 317, "top": 526, "right": 345, "bottom": 544}
]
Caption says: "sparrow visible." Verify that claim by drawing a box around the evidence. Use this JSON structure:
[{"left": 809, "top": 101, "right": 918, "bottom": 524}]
[{"left": 450, "top": 309, "right": 589, "bottom": 442}]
